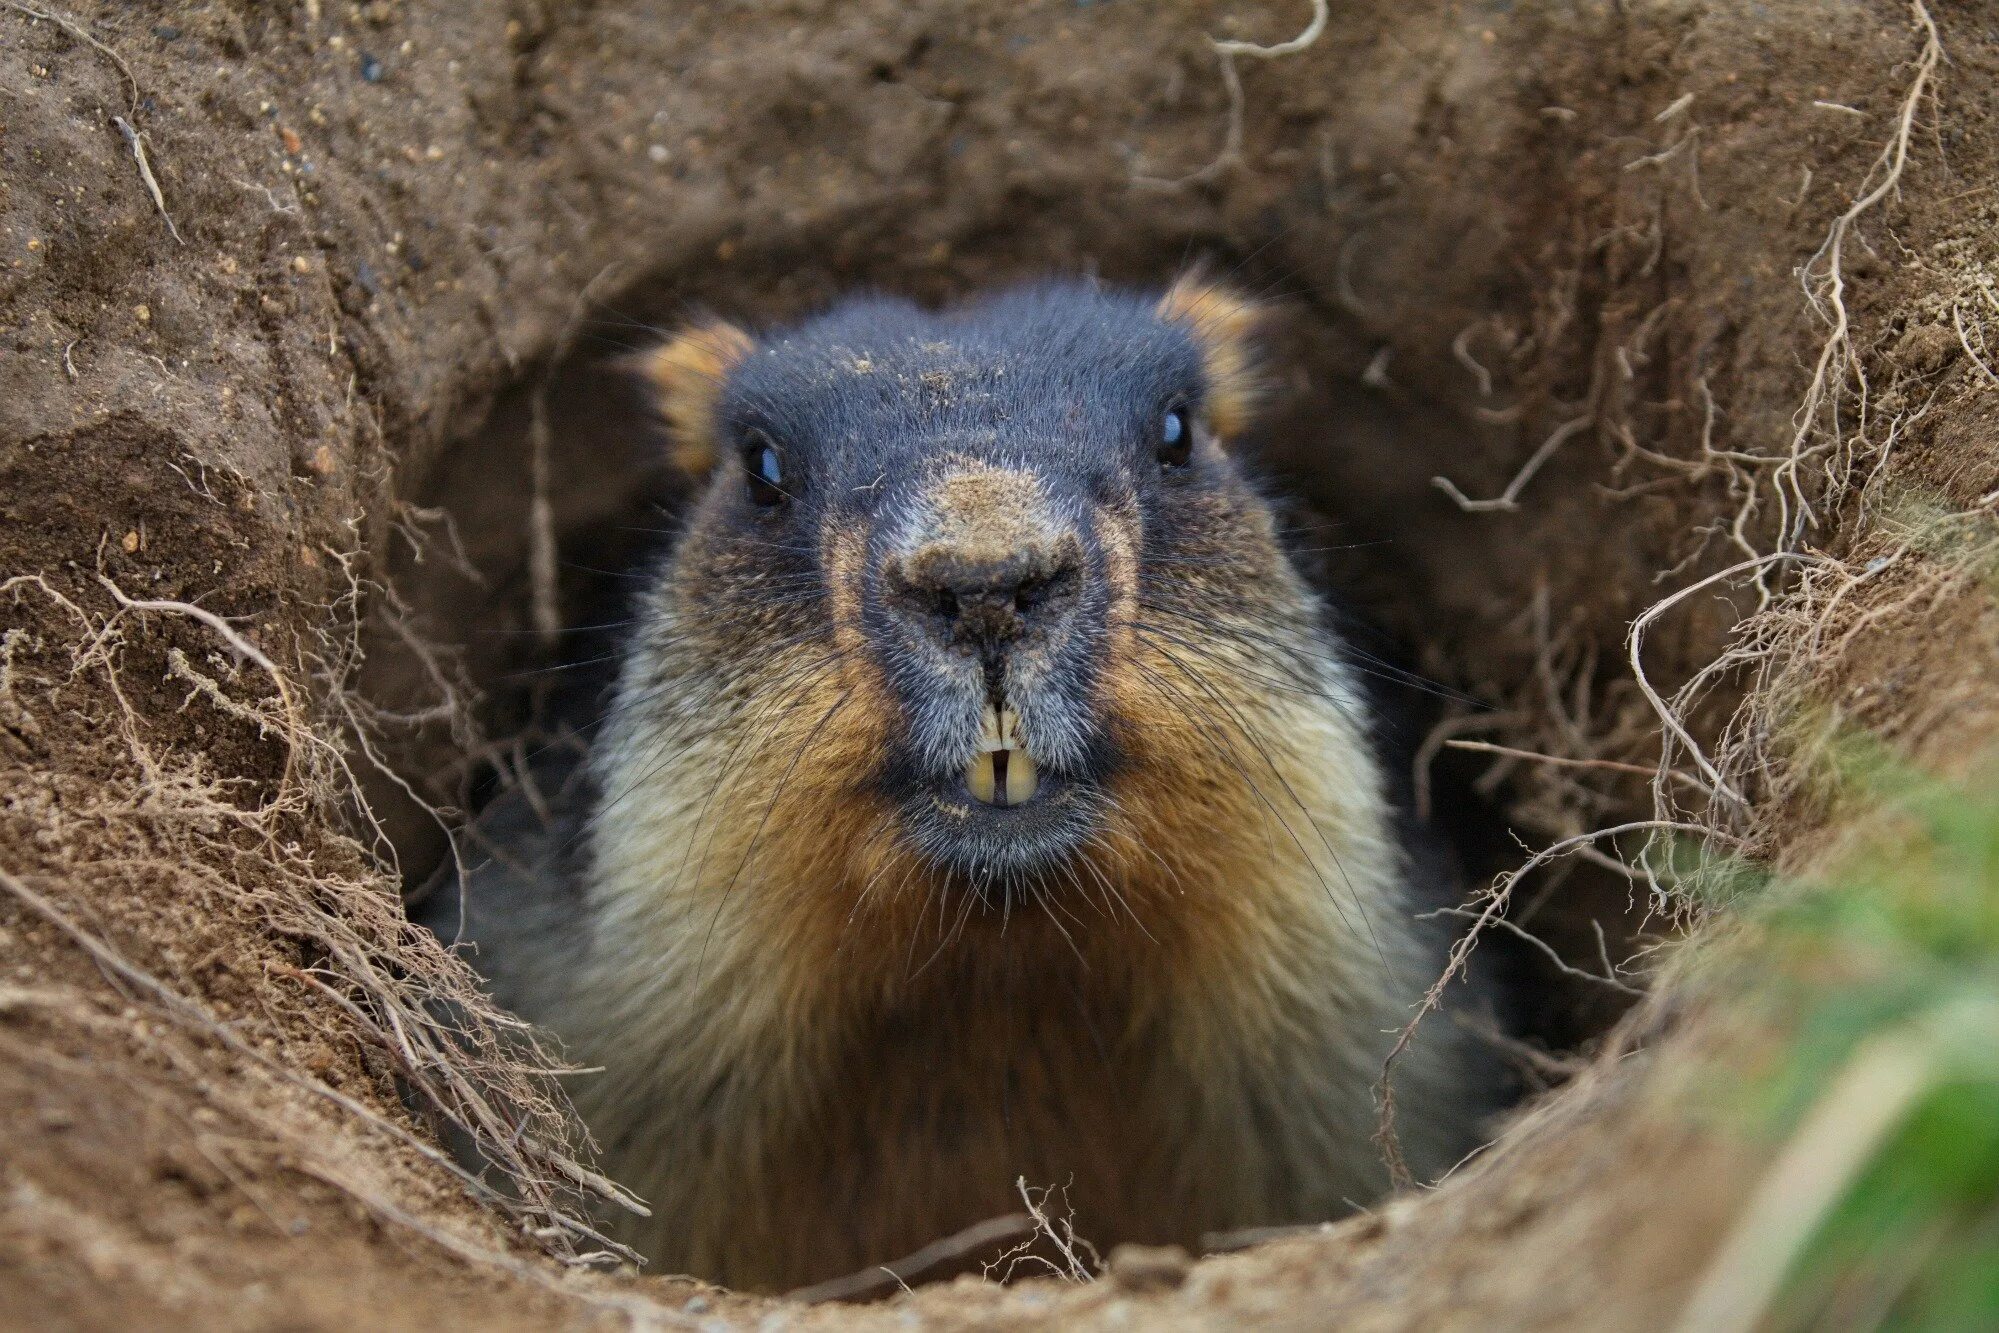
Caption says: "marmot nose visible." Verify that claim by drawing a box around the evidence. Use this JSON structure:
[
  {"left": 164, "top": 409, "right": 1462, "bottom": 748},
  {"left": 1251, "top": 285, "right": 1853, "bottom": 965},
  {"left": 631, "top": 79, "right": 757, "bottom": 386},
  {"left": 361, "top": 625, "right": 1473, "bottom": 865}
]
[{"left": 885, "top": 537, "right": 1083, "bottom": 652}]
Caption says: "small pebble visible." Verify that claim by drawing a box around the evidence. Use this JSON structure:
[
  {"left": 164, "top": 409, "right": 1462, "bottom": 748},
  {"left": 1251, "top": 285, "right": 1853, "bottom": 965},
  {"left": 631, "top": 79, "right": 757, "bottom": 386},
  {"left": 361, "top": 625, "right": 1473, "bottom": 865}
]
[
  {"left": 1891, "top": 323, "right": 1958, "bottom": 374},
  {"left": 359, "top": 52, "right": 384, "bottom": 82}
]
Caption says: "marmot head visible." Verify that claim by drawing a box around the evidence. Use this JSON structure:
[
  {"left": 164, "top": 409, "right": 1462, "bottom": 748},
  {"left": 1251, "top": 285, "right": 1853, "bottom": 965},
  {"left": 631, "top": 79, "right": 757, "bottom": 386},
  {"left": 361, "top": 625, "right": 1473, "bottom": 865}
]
[{"left": 628, "top": 277, "right": 1348, "bottom": 914}]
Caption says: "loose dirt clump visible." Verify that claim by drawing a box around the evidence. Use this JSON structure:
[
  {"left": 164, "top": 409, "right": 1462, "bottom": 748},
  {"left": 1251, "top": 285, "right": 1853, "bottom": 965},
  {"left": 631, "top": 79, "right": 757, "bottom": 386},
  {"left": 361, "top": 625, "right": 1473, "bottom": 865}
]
[{"left": 4, "top": 0, "right": 1998, "bottom": 1327}]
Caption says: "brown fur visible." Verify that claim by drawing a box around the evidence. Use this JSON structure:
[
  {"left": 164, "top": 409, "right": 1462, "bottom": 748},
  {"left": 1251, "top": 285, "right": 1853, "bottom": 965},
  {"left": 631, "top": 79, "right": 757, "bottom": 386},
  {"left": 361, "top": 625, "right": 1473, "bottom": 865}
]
[
  {"left": 555, "top": 477, "right": 1483, "bottom": 1289},
  {"left": 477, "top": 282, "right": 1493, "bottom": 1291}
]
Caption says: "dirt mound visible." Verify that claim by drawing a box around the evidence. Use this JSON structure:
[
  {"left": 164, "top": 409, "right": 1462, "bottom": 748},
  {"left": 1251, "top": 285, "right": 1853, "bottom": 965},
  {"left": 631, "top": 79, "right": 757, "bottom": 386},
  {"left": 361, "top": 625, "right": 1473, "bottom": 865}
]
[{"left": 3, "top": 0, "right": 1996, "bottom": 1326}]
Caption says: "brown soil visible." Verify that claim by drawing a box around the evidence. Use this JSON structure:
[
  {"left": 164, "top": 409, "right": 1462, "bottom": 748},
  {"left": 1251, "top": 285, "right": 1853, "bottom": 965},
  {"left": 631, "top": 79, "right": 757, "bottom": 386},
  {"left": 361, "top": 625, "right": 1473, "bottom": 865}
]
[{"left": 3, "top": 0, "right": 1996, "bottom": 1327}]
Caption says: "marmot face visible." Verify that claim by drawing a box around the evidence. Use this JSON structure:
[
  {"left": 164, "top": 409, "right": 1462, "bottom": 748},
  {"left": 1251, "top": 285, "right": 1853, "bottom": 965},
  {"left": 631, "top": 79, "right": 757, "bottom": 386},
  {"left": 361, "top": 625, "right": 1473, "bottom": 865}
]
[{"left": 638, "top": 278, "right": 1309, "bottom": 904}]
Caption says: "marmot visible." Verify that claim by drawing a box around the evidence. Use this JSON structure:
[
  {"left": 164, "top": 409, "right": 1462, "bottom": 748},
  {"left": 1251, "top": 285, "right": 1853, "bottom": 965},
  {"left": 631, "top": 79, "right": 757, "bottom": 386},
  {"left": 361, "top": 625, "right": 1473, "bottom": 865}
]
[{"left": 424, "top": 276, "right": 1505, "bottom": 1292}]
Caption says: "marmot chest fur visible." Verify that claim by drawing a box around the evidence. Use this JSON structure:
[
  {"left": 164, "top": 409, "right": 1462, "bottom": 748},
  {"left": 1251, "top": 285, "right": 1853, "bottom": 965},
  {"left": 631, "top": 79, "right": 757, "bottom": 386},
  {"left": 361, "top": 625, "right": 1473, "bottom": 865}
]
[{"left": 429, "top": 276, "right": 1503, "bottom": 1292}]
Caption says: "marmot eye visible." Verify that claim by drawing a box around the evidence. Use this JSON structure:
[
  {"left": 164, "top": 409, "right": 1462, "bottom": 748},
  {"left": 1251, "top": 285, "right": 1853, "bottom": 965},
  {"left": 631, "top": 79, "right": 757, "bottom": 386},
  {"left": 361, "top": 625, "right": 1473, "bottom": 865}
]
[
  {"left": 1157, "top": 405, "right": 1192, "bottom": 470},
  {"left": 741, "top": 431, "right": 787, "bottom": 507}
]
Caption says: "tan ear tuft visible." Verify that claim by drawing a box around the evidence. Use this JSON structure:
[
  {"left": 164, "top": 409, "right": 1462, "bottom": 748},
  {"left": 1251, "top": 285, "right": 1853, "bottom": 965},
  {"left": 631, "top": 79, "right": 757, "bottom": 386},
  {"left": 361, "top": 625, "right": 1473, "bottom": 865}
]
[
  {"left": 639, "top": 320, "right": 756, "bottom": 477},
  {"left": 1156, "top": 275, "right": 1264, "bottom": 442}
]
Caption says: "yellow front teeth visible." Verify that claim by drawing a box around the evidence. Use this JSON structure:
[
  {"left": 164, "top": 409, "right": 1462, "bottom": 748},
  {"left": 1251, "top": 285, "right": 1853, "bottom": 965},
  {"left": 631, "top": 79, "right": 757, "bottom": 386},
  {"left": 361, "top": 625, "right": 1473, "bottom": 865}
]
[{"left": 965, "top": 705, "right": 1039, "bottom": 807}]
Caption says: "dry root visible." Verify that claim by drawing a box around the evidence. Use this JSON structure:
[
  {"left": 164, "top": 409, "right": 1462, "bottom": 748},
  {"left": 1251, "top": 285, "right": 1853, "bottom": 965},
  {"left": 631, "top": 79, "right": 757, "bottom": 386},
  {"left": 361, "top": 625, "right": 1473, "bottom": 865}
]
[
  {"left": 982, "top": 1179, "right": 1103, "bottom": 1285},
  {"left": 1379, "top": 1, "right": 1965, "bottom": 1174},
  {"left": 0, "top": 571, "right": 638, "bottom": 1272}
]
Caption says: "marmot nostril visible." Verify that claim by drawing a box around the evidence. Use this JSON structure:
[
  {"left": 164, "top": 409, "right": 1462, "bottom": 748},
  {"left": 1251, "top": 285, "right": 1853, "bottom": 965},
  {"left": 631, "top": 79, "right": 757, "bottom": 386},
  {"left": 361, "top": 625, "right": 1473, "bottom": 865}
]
[{"left": 890, "top": 540, "right": 1081, "bottom": 648}]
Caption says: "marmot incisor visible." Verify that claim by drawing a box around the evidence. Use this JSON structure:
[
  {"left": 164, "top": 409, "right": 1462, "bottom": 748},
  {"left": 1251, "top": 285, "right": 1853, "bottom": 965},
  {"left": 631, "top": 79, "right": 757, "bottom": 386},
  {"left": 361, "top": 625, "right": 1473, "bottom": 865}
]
[{"left": 425, "top": 276, "right": 1504, "bottom": 1291}]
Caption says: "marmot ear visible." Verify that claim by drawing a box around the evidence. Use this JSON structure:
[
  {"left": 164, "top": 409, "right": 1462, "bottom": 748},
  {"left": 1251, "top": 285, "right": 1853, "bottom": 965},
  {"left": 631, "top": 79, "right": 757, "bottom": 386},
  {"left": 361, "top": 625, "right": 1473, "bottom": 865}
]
[
  {"left": 637, "top": 319, "right": 756, "bottom": 478},
  {"left": 1156, "top": 274, "right": 1264, "bottom": 443}
]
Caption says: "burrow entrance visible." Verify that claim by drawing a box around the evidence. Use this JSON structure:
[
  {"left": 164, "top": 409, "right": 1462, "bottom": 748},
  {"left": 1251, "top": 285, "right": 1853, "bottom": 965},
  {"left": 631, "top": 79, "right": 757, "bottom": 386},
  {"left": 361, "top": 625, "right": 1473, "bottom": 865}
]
[
  {"left": 356, "top": 232, "right": 1693, "bottom": 1275},
  {"left": 325, "top": 0, "right": 1934, "bottom": 1299},
  {"left": 5, "top": 0, "right": 1978, "bottom": 1321}
]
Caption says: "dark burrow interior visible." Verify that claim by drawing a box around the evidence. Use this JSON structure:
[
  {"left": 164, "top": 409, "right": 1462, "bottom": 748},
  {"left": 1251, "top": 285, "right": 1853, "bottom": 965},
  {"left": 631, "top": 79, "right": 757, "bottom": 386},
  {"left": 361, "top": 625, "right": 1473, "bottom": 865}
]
[{"left": 357, "top": 237, "right": 1665, "bottom": 1254}]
